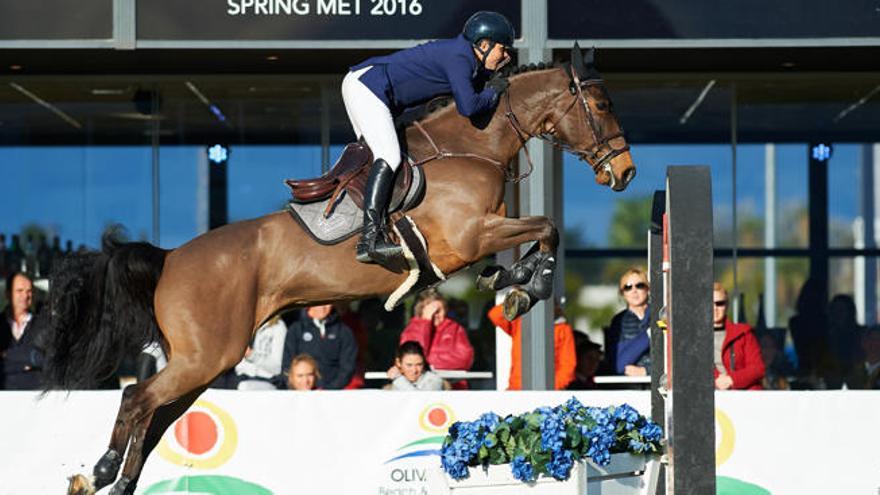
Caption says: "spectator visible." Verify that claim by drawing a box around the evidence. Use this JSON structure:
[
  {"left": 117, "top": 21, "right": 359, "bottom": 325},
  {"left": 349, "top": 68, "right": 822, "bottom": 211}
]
[
  {"left": 713, "top": 283, "right": 765, "bottom": 390},
  {"left": 758, "top": 332, "right": 794, "bottom": 390},
  {"left": 1, "top": 271, "right": 42, "bottom": 389},
  {"left": 824, "top": 294, "right": 863, "bottom": 389},
  {"left": 788, "top": 278, "right": 829, "bottom": 387},
  {"left": 602, "top": 267, "right": 651, "bottom": 377},
  {"left": 335, "top": 302, "right": 368, "bottom": 389},
  {"left": 567, "top": 333, "right": 603, "bottom": 390},
  {"left": 385, "top": 341, "right": 448, "bottom": 391},
  {"left": 283, "top": 304, "right": 357, "bottom": 390},
  {"left": 487, "top": 299, "right": 576, "bottom": 390},
  {"left": 235, "top": 315, "right": 289, "bottom": 390},
  {"left": 287, "top": 354, "right": 320, "bottom": 391},
  {"left": 844, "top": 327, "right": 880, "bottom": 390},
  {"left": 400, "top": 289, "right": 474, "bottom": 372}
]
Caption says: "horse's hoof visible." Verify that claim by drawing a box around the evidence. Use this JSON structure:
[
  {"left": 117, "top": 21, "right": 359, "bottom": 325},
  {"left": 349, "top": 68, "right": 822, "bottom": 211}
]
[
  {"left": 93, "top": 448, "right": 122, "bottom": 490},
  {"left": 109, "top": 476, "right": 135, "bottom": 495},
  {"left": 67, "top": 474, "right": 95, "bottom": 495},
  {"left": 503, "top": 288, "right": 532, "bottom": 321},
  {"left": 476, "top": 265, "right": 503, "bottom": 291}
]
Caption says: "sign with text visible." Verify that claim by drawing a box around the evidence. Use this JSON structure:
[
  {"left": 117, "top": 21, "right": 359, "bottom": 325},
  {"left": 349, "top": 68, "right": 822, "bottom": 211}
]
[
  {"left": 0, "top": 0, "right": 112, "bottom": 40},
  {"left": 138, "top": 0, "right": 521, "bottom": 41}
]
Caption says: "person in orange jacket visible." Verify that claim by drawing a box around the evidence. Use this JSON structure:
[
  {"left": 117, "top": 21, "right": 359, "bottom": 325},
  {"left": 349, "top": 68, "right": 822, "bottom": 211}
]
[{"left": 487, "top": 300, "right": 577, "bottom": 390}]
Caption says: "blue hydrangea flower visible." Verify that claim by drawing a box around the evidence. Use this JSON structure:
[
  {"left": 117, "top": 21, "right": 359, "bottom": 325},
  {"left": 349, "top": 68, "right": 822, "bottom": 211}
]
[
  {"left": 639, "top": 422, "right": 663, "bottom": 442},
  {"left": 511, "top": 456, "right": 535, "bottom": 482},
  {"left": 540, "top": 410, "right": 566, "bottom": 452},
  {"left": 547, "top": 450, "right": 575, "bottom": 480},
  {"left": 613, "top": 404, "right": 641, "bottom": 428}
]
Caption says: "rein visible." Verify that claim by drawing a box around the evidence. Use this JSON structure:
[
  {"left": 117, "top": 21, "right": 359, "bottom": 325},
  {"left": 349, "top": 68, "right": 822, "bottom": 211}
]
[{"left": 410, "top": 120, "right": 525, "bottom": 182}]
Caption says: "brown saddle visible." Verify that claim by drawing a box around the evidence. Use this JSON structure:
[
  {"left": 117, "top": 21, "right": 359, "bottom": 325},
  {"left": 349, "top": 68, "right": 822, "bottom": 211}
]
[{"left": 285, "top": 140, "right": 414, "bottom": 214}]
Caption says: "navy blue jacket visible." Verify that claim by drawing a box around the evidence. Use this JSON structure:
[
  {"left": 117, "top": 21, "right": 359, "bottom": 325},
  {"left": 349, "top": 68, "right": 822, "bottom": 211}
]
[
  {"left": 282, "top": 311, "right": 357, "bottom": 390},
  {"left": 0, "top": 313, "right": 44, "bottom": 390},
  {"left": 351, "top": 34, "right": 498, "bottom": 117},
  {"left": 603, "top": 307, "right": 652, "bottom": 376}
]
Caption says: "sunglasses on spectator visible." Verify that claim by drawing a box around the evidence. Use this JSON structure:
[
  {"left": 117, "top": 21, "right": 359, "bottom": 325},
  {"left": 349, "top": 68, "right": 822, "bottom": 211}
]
[
  {"left": 714, "top": 300, "right": 727, "bottom": 307},
  {"left": 622, "top": 282, "right": 648, "bottom": 292}
]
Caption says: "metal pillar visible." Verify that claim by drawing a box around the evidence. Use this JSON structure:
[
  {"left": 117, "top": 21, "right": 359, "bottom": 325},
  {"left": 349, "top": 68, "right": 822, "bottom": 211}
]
[
  {"left": 519, "top": 0, "right": 555, "bottom": 390},
  {"left": 808, "top": 143, "right": 830, "bottom": 306},
  {"left": 859, "top": 144, "right": 877, "bottom": 325},
  {"left": 664, "top": 166, "right": 716, "bottom": 494},
  {"left": 764, "top": 144, "right": 777, "bottom": 328}
]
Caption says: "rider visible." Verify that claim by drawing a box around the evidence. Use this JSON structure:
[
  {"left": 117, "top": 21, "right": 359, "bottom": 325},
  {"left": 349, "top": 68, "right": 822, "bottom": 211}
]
[{"left": 343, "top": 11, "right": 515, "bottom": 265}]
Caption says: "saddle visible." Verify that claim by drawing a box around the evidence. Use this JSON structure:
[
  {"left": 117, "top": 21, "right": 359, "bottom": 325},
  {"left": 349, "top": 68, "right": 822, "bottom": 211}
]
[{"left": 285, "top": 140, "right": 414, "bottom": 215}]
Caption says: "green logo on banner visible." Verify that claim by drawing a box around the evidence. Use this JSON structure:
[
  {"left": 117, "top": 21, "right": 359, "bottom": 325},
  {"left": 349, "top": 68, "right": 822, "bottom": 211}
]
[
  {"left": 717, "top": 476, "right": 772, "bottom": 495},
  {"left": 144, "top": 475, "right": 272, "bottom": 494}
]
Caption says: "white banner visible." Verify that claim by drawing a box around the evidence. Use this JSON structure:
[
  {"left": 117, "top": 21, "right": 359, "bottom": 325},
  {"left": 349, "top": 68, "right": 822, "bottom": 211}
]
[{"left": 0, "top": 390, "right": 877, "bottom": 494}]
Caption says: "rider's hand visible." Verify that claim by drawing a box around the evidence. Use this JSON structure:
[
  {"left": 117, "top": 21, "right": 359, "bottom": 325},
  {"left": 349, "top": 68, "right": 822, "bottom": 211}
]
[{"left": 486, "top": 75, "right": 510, "bottom": 96}]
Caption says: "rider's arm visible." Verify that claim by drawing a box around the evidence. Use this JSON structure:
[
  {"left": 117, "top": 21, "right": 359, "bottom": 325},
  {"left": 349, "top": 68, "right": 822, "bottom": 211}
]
[{"left": 444, "top": 54, "right": 498, "bottom": 117}]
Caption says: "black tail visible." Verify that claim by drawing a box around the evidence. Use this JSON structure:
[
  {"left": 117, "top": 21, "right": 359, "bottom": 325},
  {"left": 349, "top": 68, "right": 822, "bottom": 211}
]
[{"left": 40, "top": 233, "right": 168, "bottom": 390}]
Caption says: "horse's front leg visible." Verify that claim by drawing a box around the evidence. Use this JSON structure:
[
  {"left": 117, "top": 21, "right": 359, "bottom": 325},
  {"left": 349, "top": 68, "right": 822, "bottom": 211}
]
[{"left": 474, "top": 214, "right": 559, "bottom": 320}]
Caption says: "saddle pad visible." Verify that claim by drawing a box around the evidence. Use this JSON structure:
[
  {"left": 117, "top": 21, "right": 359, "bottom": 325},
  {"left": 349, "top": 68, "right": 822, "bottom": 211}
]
[{"left": 286, "top": 165, "right": 425, "bottom": 245}]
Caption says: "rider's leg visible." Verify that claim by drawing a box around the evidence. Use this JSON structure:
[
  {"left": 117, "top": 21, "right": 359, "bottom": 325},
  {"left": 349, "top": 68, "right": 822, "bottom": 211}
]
[{"left": 341, "top": 66, "right": 403, "bottom": 264}]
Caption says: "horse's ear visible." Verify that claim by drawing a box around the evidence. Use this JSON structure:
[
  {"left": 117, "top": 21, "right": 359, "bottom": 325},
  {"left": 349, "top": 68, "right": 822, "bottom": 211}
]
[
  {"left": 571, "top": 42, "right": 587, "bottom": 80},
  {"left": 584, "top": 47, "right": 595, "bottom": 69}
]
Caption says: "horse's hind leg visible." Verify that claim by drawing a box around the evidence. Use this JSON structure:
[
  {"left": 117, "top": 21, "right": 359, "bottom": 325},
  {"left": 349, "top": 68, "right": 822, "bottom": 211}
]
[
  {"left": 107, "top": 359, "right": 228, "bottom": 495},
  {"left": 77, "top": 381, "right": 153, "bottom": 493}
]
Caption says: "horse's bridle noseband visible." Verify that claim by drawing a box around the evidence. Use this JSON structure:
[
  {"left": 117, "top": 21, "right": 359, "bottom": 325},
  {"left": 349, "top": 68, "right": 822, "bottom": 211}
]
[{"left": 504, "top": 66, "right": 630, "bottom": 182}]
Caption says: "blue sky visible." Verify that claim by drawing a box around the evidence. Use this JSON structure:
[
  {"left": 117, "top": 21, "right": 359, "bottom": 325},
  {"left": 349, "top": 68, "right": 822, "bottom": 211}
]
[{"left": 0, "top": 142, "right": 863, "bottom": 251}]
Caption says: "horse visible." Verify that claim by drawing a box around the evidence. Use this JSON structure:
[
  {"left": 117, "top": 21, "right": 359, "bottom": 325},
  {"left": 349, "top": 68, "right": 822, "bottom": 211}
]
[{"left": 43, "top": 44, "right": 635, "bottom": 495}]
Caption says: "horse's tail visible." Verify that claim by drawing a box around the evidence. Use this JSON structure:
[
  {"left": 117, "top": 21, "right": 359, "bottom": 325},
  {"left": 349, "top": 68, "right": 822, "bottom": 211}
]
[{"left": 40, "top": 232, "right": 169, "bottom": 390}]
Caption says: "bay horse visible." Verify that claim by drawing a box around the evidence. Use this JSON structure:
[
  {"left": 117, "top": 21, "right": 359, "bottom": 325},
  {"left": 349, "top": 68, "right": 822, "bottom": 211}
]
[{"left": 45, "top": 44, "right": 635, "bottom": 495}]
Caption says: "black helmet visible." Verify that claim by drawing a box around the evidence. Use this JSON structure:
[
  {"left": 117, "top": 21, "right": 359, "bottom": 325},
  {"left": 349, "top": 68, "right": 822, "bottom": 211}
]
[{"left": 462, "top": 11, "right": 515, "bottom": 48}]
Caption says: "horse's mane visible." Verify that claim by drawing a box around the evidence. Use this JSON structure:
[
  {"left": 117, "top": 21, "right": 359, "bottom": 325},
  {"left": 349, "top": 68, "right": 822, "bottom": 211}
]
[{"left": 395, "top": 61, "right": 564, "bottom": 129}]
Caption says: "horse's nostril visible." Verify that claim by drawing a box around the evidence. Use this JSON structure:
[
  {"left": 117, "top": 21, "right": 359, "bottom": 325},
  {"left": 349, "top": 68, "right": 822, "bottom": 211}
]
[{"left": 623, "top": 168, "right": 636, "bottom": 185}]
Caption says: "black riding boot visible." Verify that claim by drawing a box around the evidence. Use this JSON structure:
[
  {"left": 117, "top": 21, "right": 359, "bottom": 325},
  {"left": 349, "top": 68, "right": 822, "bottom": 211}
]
[{"left": 356, "top": 159, "right": 403, "bottom": 265}]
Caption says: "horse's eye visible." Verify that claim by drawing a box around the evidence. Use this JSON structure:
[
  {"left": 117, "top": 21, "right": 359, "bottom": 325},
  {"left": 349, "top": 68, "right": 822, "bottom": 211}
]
[{"left": 595, "top": 101, "right": 609, "bottom": 111}]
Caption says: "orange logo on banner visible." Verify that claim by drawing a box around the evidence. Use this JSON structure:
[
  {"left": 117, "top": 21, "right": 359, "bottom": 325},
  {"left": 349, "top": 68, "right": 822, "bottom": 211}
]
[
  {"left": 418, "top": 403, "right": 456, "bottom": 433},
  {"left": 157, "top": 399, "right": 238, "bottom": 469}
]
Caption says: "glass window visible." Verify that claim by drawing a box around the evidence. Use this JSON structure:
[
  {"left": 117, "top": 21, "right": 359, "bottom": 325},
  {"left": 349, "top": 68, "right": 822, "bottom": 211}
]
[
  {"left": 715, "top": 256, "right": 808, "bottom": 329},
  {"left": 735, "top": 143, "right": 809, "bottom": 249},
  {"left": 0, "top": 145, "right": 153, "bottom": 250},
  {"left": 828, "top": 144, "right": 864, "bottom": 248},
  {"left": 563, "top": 144, "right": 736, "bottom": 248}
]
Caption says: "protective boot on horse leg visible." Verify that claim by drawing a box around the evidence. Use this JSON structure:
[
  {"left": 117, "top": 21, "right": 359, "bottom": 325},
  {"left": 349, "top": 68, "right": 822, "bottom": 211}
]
[
  {"left": 477, "top": 242, "right": 543, "bottom": 291},
  {"left": 503, "top": 251, "right": 557, "bottom": 321},
  {"left": 356, "top": 158, "right": 403, "bottom": 265}
]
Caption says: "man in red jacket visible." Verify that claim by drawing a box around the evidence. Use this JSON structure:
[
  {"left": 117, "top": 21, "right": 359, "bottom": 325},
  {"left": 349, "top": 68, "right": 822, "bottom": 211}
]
[{"left": 713, "top": 283, "right": 765, "bottom": 390}]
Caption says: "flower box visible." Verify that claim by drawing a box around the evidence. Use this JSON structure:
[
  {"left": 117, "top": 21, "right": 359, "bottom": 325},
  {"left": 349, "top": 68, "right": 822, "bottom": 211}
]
[{"left": 432, "top": 453, "right": 655, "bottom": 495}]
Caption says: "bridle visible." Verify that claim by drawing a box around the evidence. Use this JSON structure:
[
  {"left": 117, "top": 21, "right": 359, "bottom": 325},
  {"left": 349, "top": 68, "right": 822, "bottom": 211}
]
[
  {"left": 505, "top": 66, "right": 630, "bottom": 182},
  {"left": 410, "top": 66, "right": 630, "bottom": 184}
]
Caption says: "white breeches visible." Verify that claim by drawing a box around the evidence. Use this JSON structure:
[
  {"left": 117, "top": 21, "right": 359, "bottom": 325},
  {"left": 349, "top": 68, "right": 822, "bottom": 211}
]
[{"left": 341, "top": 66, "right": 402, "bottom": 171}]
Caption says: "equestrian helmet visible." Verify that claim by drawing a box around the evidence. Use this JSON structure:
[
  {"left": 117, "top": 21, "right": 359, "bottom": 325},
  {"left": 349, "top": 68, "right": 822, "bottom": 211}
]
[{"left": 462, "top": 11, "right": 515, "bottom": 48}]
